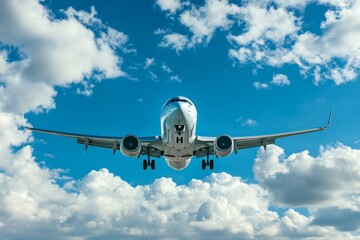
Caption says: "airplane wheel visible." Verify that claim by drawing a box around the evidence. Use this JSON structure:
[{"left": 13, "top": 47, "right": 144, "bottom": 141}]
[
  {"left": 209, "top": 160, "right": 214, "bottom": 170},
  {"left": 202, "top": 160, "right": 206, "bottom": 170},
  {"left": 143, "top": 160, "right": 147, "bottom": 170},
  {"left": 151, "top": 159, "right": 155, "bottom": 170}
]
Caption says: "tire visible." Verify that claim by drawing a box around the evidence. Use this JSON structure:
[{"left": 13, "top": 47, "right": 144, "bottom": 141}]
[
  {"left": 151, "top": 159, "right": 155, "bottom": 170},
  {"left": 209, "top": 160, "right": 214, "bottom": 170},
  {"left": 143, "top": 160, "right": 147, "bottom": 170},
  {"left": 202, "top": 160, "right": 206, "bottom": 170}
]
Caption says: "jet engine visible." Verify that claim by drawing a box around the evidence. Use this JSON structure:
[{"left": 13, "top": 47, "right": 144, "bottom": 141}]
[
  {"left": 120, "top": 135, "right": 141, "bottom": 157},
  {"left": 214, "top": 135, "right": 234, "bottom": 157}
]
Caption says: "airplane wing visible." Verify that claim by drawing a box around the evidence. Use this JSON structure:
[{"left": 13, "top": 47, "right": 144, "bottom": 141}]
[
  {"left": 194, "top": 111, "right": 332, "bottom": 158},
  {"left": 24, "top": 126, "right": 163, "bottom": 158}
]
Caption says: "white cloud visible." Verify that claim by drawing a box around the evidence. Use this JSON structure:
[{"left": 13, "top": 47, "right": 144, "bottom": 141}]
[
  {"left": 312, "top": 207, "right": 360, "bottom": 231},
  {"left": 0, "top": 0, "right": 127, "bottom": 113},
  {"left": 0, "top": 155, "right": 282, "bottom": 239},
  {"left": 147, "top": 71, "right": 159, "bottom": 82},
  {"left": 156, "top": 0, "right": 183, "bottom": 14},
  {"left": 242, "top": 118, "right": 257, "bottom": 127},
  {"left": 229, "top": 1, "right": 360, "bottom": 85},
  {"left": 271, "top": 74, "right": 290, "bottom": 86},
  {"left": 228, "top": 5, "right": 299, "bottom": 47},
  {"left": 0, "top": 146, "right": 357, "bottom": 239},
  {"left": 159, "top": 33, "right": 189, "bottom": 52},
  {"left": 156, "top": 0, "right": 241, "bottom": 50},
  {"left": 253, "top": 81, "right": 269, "bottom": 90},
  {"left": 44, "top": 153, "right": 55, "bottom": 159},
  {"left": 76, "top": 81, "right": 95, "bottom": 97},
  {"left": 169, "top": 75, "right": 182, "bottom": 83},
  {"left": 0, "top": 50, "right": 8, "bottom": 74},
  {"left": 157, "top": 0, "right": 360, "bottom": 85},
  {"left": 179, "top": 0, "right": 241, "bottom": 45},
  {"left": 228, "top": 5, "right": 300, "bottom": 68},
  {"left": 144, "top": 57, "right": 155, "bottom": 69},
  {"left": 278, "top": 208, "right": 352, "bottom": 238},
  {"left": 161, "top": 62, "right": 172, "bottom": 73},
  {"left": 253, "top": 144, "right": 360, "bottom": 209}
]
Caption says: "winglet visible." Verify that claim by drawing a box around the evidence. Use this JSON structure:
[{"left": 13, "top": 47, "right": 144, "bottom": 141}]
[
  {"left": 327, "top": 110, "right": 332, "bottom": 128},
  {"left": 323, "top": 110, "right": 332, "bottom": 129},
  {"left": 21, "top": 110, "right": 27, "bottom": 130},
  {"left": 21, "top": 111, "right": 32, "bottom": 131}
]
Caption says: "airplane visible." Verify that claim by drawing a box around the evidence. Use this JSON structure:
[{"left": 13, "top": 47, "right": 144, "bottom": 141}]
[{"left": 24, "top": 96, "right": 332, "bottom": 171}]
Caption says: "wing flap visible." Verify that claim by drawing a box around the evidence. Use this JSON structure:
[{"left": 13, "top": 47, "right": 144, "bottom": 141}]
[
  {"left": 77, "top": 138, "right": 119, "bottom": 149},
  {"left": 235, "top": 138, "right": 276, "bottom": 150}
]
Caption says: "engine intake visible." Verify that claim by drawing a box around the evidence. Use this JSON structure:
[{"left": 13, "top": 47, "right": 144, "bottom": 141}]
[
  {"left": 120, "top": 135, "right": 141, "bottom": 157},
  {"left": 214, "top": 135, "right": 234, "bottom": 157}
]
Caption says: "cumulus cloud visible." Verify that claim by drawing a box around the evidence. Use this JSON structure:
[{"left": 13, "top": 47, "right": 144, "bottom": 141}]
[
  {"left": 252, "top": 143, "right": 360, "bottom": 233},
  {"left": 156, "top": 0, "right": 183, "bottom": 14},
  {"left": 278, "top": 208, "right": 354, "bottom": 238},
  {"left": 229, "top": 1, "right": 360, "bottom": 85},
  {"left": 253, "top": 144, "right": 360, "bottom": 208},
  {"left": 156, "top": 0, "right": 241, "bottom": 48},
  {"left": 312, "top": 207, "right": 360, "bottom": 231},
  {"left": 179, "top": 0, "right": 241, "bottom": 45},
  {"left": 271, "top": 74, "right": 291, "bottom": 86},
  {"left": 253, "top": 81, "right": 269, "bottom": 89},
  {"left": 156, "top": 0, "right": 360, "bottom": 85},
  {"left": 228, "top": 5, "right": 299, "bottom": 47},
  {"left": 0, "top": 148, "right": 357, "bottom": 239},
  {"left": 0, "top": 159, "right": 281, "bottom": 239},
  {"left": 158, "top": 32, "right": 189, "bottom": 52},
  {"left": 0, "top": 0, "right": 127, "bottom": 113}
]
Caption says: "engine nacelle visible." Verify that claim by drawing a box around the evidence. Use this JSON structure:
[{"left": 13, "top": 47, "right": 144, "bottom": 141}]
[
  {"left": 214, "top": 135, "right": 234, "bottom": 157},
  {"left": 120, "top": 135, "right": 141, "bottom": 157}
]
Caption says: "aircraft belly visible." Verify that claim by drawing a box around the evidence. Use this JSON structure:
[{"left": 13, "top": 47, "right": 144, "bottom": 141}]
[
  {"left": 163, "top": 144, "right": 193, "bottom": 170},
  {"left": 165, "top": 156, "right": 191, "bottom": 170}
]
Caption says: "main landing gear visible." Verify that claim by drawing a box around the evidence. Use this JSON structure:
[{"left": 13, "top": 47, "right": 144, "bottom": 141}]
[
  {"left": 143, "top": 153, "right": 155, "bottom": 170},
  {"left": 202, "top": 155, "right": 214, "bottom": 170}
]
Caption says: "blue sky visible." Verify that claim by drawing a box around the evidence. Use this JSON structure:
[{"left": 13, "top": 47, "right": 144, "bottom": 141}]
[{"left": 1, "top": 0, "right": 360, "bottom": 239}]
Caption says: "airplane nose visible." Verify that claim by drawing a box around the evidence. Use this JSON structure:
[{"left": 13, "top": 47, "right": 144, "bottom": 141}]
[
  {"left": 166, "top": 102, "right": 193, "bottom": 127},
  {"left": 172, "top": 106, "right": 185, "bottom": 120}
]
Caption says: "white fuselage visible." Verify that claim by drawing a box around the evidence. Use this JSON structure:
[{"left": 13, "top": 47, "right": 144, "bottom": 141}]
[{"left": 160, "top": 97, "right": 197, "bottom": 170}]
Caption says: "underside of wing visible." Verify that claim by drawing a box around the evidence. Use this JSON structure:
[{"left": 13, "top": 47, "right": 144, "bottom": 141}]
[
  {"left": 233, "top": 126, "right": 329, "bottom": 151},
  {"left": 24, "top": 126, "right": 163, "bottom": 158},
  {"left": 194, "top": 111, "right": 331, "bottom": 157}
]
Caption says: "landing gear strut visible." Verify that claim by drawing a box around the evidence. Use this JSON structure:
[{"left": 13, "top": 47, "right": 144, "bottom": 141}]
[
  {"left": 143, "top": 151, "right": 155, "bottom": 170},
  {"left": 201, "top": 154, "right": 214, "bottom": 170}
]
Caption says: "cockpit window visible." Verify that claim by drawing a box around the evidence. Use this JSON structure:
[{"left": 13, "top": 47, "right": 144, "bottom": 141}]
[{"left": 165, "top": 97, "right": 193, "bottom": 106}]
